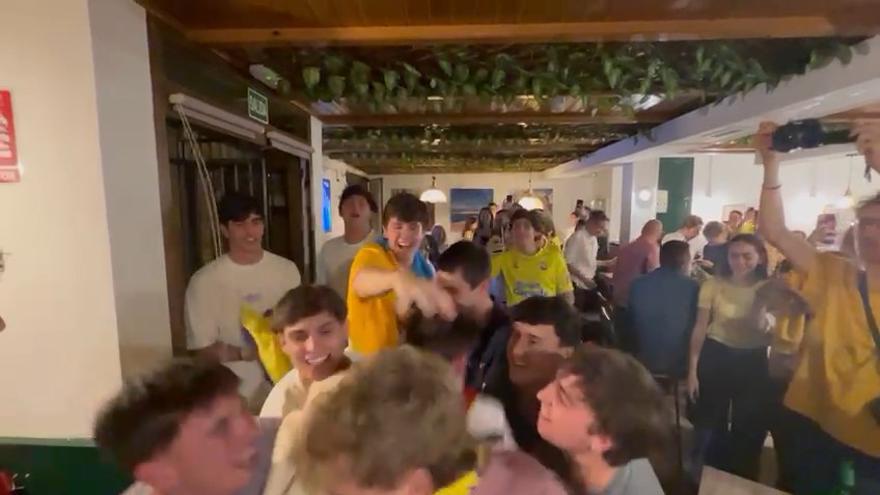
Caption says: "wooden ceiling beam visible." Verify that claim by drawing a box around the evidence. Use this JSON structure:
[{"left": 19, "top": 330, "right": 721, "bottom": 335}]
[
  {"left": 187, "top": 17, "right": 840, "bottom": 46},
  {"left": 319, "top": 111, "right": 670, "bottom": 127}
]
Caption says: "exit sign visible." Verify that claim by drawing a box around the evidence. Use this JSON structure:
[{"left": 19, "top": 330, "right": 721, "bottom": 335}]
[{"left": 247, "top": 88, "right": 269, "bottom": 124}]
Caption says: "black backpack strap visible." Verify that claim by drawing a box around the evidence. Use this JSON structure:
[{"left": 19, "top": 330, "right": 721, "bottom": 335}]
[{"left": 857, "top": 270, "right": 880, "bottom": 358}]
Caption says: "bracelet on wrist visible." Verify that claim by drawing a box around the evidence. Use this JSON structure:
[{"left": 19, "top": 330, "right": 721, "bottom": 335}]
[{"left": 763, "top": 184, "right": 782, "bottom": 191}]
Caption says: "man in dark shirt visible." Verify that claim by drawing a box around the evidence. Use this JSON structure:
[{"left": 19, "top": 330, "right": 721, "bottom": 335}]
[
  {"left": 436, "top": 241, "right": 511, "bottom": 393},
  {"left": 628, "top": 240, "right": 699, "bottom": 378}
]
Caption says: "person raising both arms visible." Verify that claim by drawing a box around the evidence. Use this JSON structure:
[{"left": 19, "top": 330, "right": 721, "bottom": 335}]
[{"left": 755, "top": 121, "right": 880, "bottom": 494}]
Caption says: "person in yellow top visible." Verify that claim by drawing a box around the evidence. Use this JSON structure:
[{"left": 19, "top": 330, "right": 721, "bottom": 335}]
[
  {"left": 738, "top": 207, "right": 758, "bottom": 234},
  {"left": 491, "top": 209, "right": 574, "bottom": 307},
  {"left": 346, "top": 192, "right": 455, "bottom": 356},
  {"left": 686, "top": 233, "right": 773, "bottom": 481},
  {"left": 755, "top": 121, "right": 880, "bottom": 494}
]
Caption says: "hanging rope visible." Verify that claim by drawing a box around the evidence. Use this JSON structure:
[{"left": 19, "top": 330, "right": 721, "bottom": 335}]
[{"left": 175, "top": 105, "right": 223, "bottom": 260}]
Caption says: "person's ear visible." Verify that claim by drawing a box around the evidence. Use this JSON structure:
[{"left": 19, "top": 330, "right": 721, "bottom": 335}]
[
  {"left": 134, "top": 459, "right": 178, "bottom": 493},
  {"left": 401, "top": 468, "right": 434, "bottom": 495}
]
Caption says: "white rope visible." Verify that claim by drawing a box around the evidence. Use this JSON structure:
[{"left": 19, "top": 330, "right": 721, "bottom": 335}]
[{"left": 175, "top": 105, "right": 223, "bottom": 260}]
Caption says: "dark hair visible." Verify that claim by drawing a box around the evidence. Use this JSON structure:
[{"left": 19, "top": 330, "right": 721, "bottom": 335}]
[
  {"left": 505, "top": 195, "right": 513, "bottom": 202},
  {"left": 576, "top": 199, "right": 584, "bottom": 207},
  {"left": 703, "top": 221, "right": 726, "bottom": 239},
  {"left": 437, "top": 241, "right": 491, "bottom": 288},
  {"left": 217, "top": 192, "right": 262, "bottom": 225},
  {"left": 660, "top": 241, "right": 690, "bottom": 270},
  {"left": 403, "top": 311, "right": 482, "bottom": 363},
  {"left": 93, "top": 360, "right": 240, "bottom": 471},
  {"left": 534, "top": 210, "right": 556, "bottom": 236},
  {"left": 339, "top": 184, "right": 378, "bottom": 215},
  {"left": 510, "top": 209, "right": 541, "bottom": 231},
  {"left": 511, "top": 296, "right": 581, "bottom": 347},
  {"left": 488, "top": 202, "right": 497, "bottom": 208},
  {"left": 563, "top": 345, "right": 673, "bottom": 470},
  {"left": 588, "top": 210, "right": 610, "bottom": 223},
  {"left": 729, "top": 210, "right": 743, "bottom": 218},
  {"left": 383, "top": 193, "right": 429, "bottom": 228},
  {"left": 272, "top": 285, "right": 347, "bottom": 333},
  {"left": 680, "top": 215, "right": 704, "bottom": 230},
  {"left": 719, "top": 233, "right": 769, "bottom": 281}
]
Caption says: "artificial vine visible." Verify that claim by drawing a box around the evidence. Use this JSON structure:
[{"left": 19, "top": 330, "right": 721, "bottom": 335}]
[{"left": 286, "top": 39, "right": 856, "bottom": 112}]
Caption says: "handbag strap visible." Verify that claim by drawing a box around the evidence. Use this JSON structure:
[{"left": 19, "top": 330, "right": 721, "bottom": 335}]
[{"left": 857, "top": 270, "right": 880, "bottom": 358}]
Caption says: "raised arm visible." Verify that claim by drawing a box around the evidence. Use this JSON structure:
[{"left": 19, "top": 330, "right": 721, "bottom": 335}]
[{"left": 755, "top": 122, "right": 818, "bottom": 273}]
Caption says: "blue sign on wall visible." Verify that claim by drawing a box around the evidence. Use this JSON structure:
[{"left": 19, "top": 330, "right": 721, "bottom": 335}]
[{"left": 321, "top": 178, "right": 332, "bottom": 233}]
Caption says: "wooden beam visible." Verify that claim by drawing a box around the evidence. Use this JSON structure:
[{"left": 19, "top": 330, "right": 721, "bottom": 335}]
[
  {"left": 187, "top": 17, "right": 839, "bottom": 46},
  {"left": 319, "top": 111, "right": 670, "bottom": 127}
]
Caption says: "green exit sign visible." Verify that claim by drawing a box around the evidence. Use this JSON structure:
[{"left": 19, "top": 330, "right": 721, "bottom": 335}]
[{"left": 247, "top": 88, "right": 269, "bottom": 124}]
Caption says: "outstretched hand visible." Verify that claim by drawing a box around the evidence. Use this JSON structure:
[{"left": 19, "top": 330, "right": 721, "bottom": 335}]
[
  {"left": 752, "top": 121, "right": 779, "bottom": 166},
  {"left": 393, "top": 271, "right": 457, "bottom": 321}
]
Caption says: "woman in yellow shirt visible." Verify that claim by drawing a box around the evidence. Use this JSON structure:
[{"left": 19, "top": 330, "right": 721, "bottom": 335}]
[
  {"left": 756, "top": 122, "right": 880, "bottom": 494},
  {"left": 687, "top": 233, "right": 771, "bottom": 481}
]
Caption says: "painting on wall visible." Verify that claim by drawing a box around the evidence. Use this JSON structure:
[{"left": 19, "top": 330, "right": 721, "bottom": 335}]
[
  {"left": 511, "top": 188, "right": 554, "bottom": 214},
  {"left": 321, "top": 178, "right": 332, "bottom": 233},
  {"left": 449, "top": 188, "right": 494, "bottom": 232}
]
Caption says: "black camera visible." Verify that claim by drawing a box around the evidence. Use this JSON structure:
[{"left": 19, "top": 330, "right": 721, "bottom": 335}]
[{"left": 771, "top": 119, "right": 854, "bottom": 153}]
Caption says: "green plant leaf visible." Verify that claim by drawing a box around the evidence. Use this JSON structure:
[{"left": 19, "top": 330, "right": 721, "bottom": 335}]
[
  {"left": 491, "top": 69, "right": 506, "bottom": 88},
  {"left": 438, "top": 59, "right": 453, "bottom": 77},
  {"left": 608, "top": 68, "right": 621, "bottom": 89},
  {"left": 720, "top": 70, "right": 732, "bottom": 88},
  {"left": 661, "top": 68, "right": 679, "bottom": 97},
  {"left": 531, "top": 77, "right": 544, "bottom": 98},
  {"left": 400, "top": 62, "right": 422, "bottom": 76},
  {"left": 383, "top": 69, "right": 400, "bottom": 91},
  {"left": 569, "top": 83, "right": 582, "bottom": 96},
  {"left": 328, "top": 75, "right": 346, "bottom": 98},
  {"left": 462, "top": 83, "right": 477, "bottom": 96},
  {"left": 404, "top": 72, "right": 420, "bottom": 91},
  {"left": 302, "top": 66, "right": 321, "bottom": 90},
  {"left": 395, "top": 87, "right": 410, "bottom": 100},
  {"left": 372, "top": 82, "right": 386, "bottom": 102},
  {"left": 454, "top": 63, "right": 470, "bottom": 83},
  {"left": 350, "top": 61, "right": 371, "bottom": 84},
  {"left": 836, "top": 45, "right": 853, "bottom": 65},
  {"left": 354, "top": 82, "right": 370, "bottom": 97},
  {"left": 323, "top": 55, "right": 346, "bottom": 74},
  {"left": 474, "top": 67, "right": 489, "bottom": 83}
]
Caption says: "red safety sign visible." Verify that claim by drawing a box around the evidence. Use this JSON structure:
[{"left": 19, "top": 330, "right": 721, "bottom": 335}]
[{"left": 0, "top": 90, "right": 20, "bottom": 182}]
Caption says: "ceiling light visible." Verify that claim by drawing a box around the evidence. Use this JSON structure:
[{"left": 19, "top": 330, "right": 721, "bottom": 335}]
[
  {"left": 249, "top": 64, "right": 281, "bottom": 89},
  {"left": 420, "top": 176, "right": 447, "bottom": 204},
  {"left": 517, "top": 172, "right": 543, "bottom": 210}
]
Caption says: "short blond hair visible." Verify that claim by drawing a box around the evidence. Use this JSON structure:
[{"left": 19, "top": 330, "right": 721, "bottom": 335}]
[{"left": 293, "top": 346, "right": 475, "bottom": 491}]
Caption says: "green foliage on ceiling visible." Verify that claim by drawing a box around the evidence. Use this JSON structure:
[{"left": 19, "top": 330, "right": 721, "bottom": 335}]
[{"left": 287, "top": 39, "right": 856, "bottom": 111}]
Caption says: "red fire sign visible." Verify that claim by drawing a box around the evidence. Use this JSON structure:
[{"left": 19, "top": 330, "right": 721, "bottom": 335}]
[{"left": 0, "top": 90, "right": 20, "bottom": 182}]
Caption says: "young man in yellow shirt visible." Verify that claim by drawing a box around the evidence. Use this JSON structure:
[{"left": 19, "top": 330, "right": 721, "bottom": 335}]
[
  {"left": 346, "top": 192, "right": 455, "bottom": 356},
  {"left": 756, "top": 122, "right": 880, "bottom": 494},
  {"left": 491, "top": 209, "right": 574, "bottom": 306}
]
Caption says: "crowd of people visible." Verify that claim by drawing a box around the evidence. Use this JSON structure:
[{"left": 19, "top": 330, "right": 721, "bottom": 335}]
[{"left": 91, "top": 122, "right": 880, "bottom": 495}]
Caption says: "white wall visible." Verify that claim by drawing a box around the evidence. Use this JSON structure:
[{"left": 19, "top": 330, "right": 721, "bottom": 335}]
[
  {"left": 0, "top": 0, "right": 167, "bottom": 438},
  {"left": 691, "top": 153, "right": 876, "bottom": 233},
  {"left": 379, "top": 171, "right": 614, "bottom": 242},
  {"left": 90, "top": 0, "right": 171, "bottom": 378}
]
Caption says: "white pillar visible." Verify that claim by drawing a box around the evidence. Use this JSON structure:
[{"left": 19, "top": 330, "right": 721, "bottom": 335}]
[{"left": 0, "top": 0, "right": 170, "bottom": 438}]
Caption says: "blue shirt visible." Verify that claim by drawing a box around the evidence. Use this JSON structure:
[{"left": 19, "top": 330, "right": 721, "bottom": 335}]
[
  {"left": 375, "top": 236, "right": 435, "bottom": 279},
  {"left": 628, "top": 267, "right": 699, "bottom": 377}
]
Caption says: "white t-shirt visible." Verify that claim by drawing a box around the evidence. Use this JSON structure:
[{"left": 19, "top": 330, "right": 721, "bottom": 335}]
[
  {"left": 688, "top": 235, "right": 708, "bottom": 260},
  {"left": 185, "top": 251, "right": 301, "bottom": 350},
  {"left": 661, "top": 231, "right": 687, "bottom": 244},
  {"left": 564, "top": 230, "right": 599, "bottom": 289},
  {"left": 317, "top": 235, "right": 369, "bottom": 299}
]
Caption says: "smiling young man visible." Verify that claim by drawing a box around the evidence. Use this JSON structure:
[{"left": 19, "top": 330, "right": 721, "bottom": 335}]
[
  {"left": 491, "top": 209, "right": 574, "bottom": 307},
  {"left": 347, "top": 192, "right": 455, "bottom": 355},
  {"left": 184, "top": 193, "right": 301, "bottom": 382},
  {"left": 536, "top": 345, "right": 670, "bottom": 495},
  {"left": 94, "top": 360, "right": 276, "bottom": 495},
  {"left": 483, "top": 296, "right": 583, "bottom": 486},
  {"left": 317, "top": 185, "right": 378, "bottom": 300},
  {"left": 258, "top": 285, "right": 351, "bottom": 418}
]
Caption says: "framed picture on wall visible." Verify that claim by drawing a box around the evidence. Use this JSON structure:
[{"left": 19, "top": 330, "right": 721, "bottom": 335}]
[
  {"left": 321, "top": 178, "right": 332, "bottom": 233},
  {"left": 449, "top": 188, "right": 493, "bottom": 232}
]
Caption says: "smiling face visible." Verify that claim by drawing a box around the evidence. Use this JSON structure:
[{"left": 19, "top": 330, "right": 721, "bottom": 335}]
[
  {"left": 280, "top": 311, "right": 349, "bottom": 383},
  {"left": 507, "top": 322, "right": 572, "bottom": 389},
  {"left": 138, "top": 394, "right": 259, "bottom": 495},
  {"left": 384, "top": 217, "right": 425, "bottom": 261},
  {"left": 221, "top": 213, "right": 264, "bottom": 258},
  {"left": 536, "top": 373, "right": 607, "bottom": 456}
]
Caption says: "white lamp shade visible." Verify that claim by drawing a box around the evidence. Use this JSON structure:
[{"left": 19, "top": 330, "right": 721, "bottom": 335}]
[
  {"left": 518, "top": 195, "right": 544, "bottom": 211},
  {"left": 420, "top": 188, "right": 447, "bottom": 204}
]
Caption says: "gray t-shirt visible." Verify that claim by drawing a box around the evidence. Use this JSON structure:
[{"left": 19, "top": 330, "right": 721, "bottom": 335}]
[{"left": 591, "top": 459, "right": 664, "bottom": 495}]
